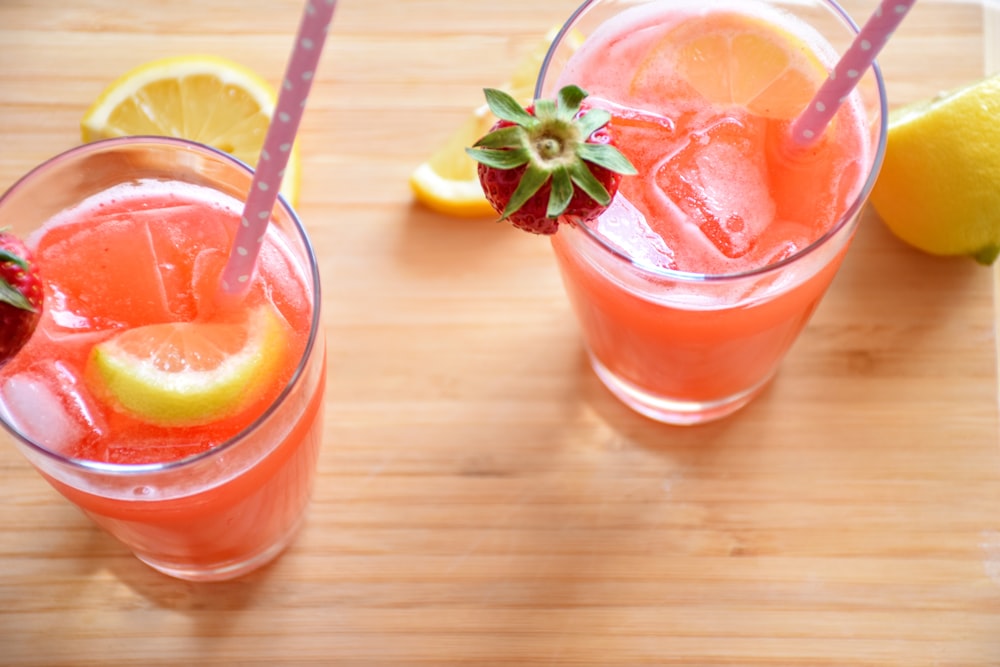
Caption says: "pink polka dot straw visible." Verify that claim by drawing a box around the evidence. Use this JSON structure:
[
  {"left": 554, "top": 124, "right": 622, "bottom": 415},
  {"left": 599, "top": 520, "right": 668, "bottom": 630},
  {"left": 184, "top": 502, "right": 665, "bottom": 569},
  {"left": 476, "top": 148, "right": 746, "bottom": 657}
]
[
  {"left": 219, "top": 0, "right": 339, "bottom": 297},
  {"left": 790, "top": 0, "right": 916, "bottom": 147}
]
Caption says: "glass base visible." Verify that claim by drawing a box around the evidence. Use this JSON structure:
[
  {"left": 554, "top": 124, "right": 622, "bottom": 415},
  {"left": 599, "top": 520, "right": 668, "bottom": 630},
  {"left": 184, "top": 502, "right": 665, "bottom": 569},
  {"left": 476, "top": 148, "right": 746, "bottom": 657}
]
[
  {"left": 134, "top": 511, "right": 309, "bottom": 582},
  {"left": 589, "top": 354, "right": 772, "bottom": 426}
]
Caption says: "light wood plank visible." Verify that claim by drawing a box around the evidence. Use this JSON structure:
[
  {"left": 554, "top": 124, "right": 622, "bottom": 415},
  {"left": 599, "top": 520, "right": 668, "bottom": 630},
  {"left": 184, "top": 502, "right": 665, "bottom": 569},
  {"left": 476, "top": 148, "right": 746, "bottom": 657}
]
[{"left": 1, "top": 1, "right": 999, "bottom": 665}]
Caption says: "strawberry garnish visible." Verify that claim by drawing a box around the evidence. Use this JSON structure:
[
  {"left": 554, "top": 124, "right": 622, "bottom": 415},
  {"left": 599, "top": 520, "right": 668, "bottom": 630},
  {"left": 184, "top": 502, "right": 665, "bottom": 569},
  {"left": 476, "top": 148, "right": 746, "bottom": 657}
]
[
  {"left": 466, "top": 85, "right": 637, "bottom": 235},
  {"left": 0, "top": 231, "right": 43, "bottom": 368}
]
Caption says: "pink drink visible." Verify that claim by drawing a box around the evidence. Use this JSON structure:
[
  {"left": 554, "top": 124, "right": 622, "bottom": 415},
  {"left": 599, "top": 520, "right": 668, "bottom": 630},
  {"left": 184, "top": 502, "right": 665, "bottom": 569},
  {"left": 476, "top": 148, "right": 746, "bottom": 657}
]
[
  {"left": 0, "top": 138, "right": 325, "bottom": 580},
  {"left": 539, "top": 0, "right": 886, "bottom": 423},
  {"left": 5, "top": 180, "right": 313, "bottom": 461}
]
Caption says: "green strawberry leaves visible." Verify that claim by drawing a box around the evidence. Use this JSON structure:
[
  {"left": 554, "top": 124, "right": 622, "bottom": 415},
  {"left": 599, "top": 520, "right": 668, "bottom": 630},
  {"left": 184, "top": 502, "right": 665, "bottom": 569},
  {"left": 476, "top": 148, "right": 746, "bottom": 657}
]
[
  {"left": 466, "top": 85, "right": 637, "bottom": 222},
  {"left": 0, "top": 248, "right": 29, "bottom": 272},
  {"left": 0, "top": 247, "right": 35, "bottom": 312}
]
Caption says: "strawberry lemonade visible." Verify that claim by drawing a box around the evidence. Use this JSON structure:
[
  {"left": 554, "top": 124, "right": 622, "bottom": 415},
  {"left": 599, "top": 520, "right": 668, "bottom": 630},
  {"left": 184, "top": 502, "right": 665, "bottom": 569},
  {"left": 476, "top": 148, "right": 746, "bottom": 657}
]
[
  {"left": 0, "top": 137, "right": 325, "bottom": 580},
  {"left": 538, "top": 0, "right": 886, "bottom": 424}
]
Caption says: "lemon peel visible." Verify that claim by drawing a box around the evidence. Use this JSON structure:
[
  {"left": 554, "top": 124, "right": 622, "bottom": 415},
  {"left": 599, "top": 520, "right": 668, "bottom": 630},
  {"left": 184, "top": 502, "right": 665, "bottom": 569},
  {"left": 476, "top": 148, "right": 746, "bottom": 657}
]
[
  {"left": 870, "top": 72, "right": 1000, "bottom": 265},
  {"left": 81, "top": 54, "right": 301, "bottom": 206},
  {"left": 89, "top": 304, "right": 289, "bottom": 426}
]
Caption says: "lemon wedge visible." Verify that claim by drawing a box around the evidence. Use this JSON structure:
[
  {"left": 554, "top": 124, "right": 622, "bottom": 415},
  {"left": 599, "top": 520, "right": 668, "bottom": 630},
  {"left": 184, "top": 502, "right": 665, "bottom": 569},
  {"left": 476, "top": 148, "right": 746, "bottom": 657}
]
[
  {"left": 81, "top": 54, "right": 301, "bottom": 206},
  {"left": 89, "top": 304, "right": 289, "bottom": 426},
  {"left": 409, "top": 27, "right": 583, "bottom": 217}
]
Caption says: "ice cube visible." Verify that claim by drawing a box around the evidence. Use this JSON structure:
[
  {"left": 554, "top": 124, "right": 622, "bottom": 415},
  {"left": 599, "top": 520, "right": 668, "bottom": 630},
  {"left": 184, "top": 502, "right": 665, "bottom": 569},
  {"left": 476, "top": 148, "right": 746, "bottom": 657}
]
[
  {"left": 2, "top": 373, "right": 81, "bottom": 454},
  {"left": 37, "top": 212, "right": 173, "bottom": 328},
  {"left": 656, "top": 116, "right": 775, "bottom": 259},
  {"left": 593, "top": 194, "right": 678, "bottom": 271},
  {"left": 0, "top": 361, "right": 107, "bottom": 456},
  {"left": 730, "top": 217, "right": 822, "bottom": 299},
  {"left": 743, "top": 215, "right": 820, "bottom": 272}
]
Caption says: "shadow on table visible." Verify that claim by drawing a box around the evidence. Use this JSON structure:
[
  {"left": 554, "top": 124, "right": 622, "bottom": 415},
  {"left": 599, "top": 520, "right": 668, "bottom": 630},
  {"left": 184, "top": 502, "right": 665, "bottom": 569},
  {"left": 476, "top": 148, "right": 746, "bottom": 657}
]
[
  {"left": 393, "top": 202, "right": 528, "bottom": 280},
  {"left": 105, "top": 534, "right": 283, "bottom": 618}
]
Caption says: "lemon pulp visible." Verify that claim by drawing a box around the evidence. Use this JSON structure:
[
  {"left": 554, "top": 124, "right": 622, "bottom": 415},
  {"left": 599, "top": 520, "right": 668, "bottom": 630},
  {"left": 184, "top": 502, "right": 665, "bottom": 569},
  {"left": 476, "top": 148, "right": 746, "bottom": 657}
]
[
  {"left": 89, "top": 304, "right": 289, "bottom": 426},
  {"left": 81, "top": 54, "right": 301, "bottom": 206}
]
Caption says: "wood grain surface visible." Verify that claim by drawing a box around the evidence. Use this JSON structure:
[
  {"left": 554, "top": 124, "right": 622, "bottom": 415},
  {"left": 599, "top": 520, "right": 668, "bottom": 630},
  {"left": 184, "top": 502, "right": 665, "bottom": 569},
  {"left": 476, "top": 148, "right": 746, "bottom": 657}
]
[{"left": 2, "top": 1, "right": 1000, "bottom": 665}]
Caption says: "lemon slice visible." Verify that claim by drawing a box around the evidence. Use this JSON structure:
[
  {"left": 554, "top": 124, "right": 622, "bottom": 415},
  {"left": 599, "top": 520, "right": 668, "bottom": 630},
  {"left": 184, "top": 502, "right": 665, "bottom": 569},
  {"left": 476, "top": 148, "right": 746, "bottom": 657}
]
[
  {"left": 89, "top": 304, "right": 289, "bottom": 426},
  {"left": 631, "top": 12, "right": 827, "bottom": 120},
  {"left": 409, "top": 106, "right": 497, "bottom": 218},
  {"left": 81, "top": 55, "right": 301, "bottom": 206},
  {"left": 409, "top": 27, "right": 583, "bottom": 218}
]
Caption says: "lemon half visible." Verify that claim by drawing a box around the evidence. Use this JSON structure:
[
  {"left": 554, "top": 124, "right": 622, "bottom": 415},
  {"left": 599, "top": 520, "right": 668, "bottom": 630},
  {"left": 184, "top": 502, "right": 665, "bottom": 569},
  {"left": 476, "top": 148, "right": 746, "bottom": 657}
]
[{"left": 870, "top": 72, "right": 1000, "bottom": 264}]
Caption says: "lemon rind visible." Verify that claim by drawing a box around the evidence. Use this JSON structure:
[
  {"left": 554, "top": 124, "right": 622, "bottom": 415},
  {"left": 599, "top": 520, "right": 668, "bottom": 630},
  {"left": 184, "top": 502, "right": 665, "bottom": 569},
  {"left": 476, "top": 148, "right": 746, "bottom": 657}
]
[
  {"left": 80, "top": 54, "right": 301, "bottom": 206},
  {"left": 90, "top": 305, "right": 288, "bottom": 426}
]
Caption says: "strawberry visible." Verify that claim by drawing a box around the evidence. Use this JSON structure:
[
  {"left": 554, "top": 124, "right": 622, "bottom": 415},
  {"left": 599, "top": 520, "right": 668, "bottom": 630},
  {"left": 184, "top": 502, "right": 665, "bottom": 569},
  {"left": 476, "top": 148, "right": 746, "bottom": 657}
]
[
  {"left": 466, "top": 85, "right": 636, "bottom": 235},
  {"left": 0, "top": 231, "right": 43, "bottom": 368}
]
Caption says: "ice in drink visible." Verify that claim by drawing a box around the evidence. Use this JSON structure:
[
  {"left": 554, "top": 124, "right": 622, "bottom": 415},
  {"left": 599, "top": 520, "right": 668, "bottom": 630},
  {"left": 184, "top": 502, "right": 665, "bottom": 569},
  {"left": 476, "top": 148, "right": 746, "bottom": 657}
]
[
  {"left": 541, "top": 0, "right": 885, "bottom": 423},
  {"left": 0, "top": 138, "right": 325, "bottom": 580}
]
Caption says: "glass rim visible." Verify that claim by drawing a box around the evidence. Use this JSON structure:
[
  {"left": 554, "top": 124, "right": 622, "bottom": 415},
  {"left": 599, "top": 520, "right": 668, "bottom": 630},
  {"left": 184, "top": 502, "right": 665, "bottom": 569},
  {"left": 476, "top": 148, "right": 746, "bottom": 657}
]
[
  {"left": 0, "top": 135, "right": 323, "bottom": 476},
  {"left": 534, "top": 0, "right": 889, "bottom": 284}
]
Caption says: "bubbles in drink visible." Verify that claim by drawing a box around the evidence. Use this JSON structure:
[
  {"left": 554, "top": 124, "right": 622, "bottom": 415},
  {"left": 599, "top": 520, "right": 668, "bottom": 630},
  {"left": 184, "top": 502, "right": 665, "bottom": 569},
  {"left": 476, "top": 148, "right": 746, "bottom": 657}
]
[
  {"left": 36, "top": 205, "right": 173, "bottom": 329},
  {"left": 33, "top": 181, "right": 241, "bottom": 327},
  {"left": 656, "top": 115, "right": 775, "bottom": 260},
  {"left": 105, "top": 440, "right": 207, "bottom": 465}
]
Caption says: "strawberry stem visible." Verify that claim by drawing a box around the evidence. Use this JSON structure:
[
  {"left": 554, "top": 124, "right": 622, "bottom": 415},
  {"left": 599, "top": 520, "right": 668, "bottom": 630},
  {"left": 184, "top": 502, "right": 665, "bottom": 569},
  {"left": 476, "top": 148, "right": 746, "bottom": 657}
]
[{"left": 466, "top": 85, "right": 637, "bottom": 221}]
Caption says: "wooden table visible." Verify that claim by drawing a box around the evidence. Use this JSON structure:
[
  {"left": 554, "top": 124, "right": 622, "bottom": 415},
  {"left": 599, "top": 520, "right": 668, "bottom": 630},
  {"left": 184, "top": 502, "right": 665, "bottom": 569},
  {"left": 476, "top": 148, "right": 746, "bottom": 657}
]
[{"left": 2, "top": 1, "right": 1000, "bottom": 664}]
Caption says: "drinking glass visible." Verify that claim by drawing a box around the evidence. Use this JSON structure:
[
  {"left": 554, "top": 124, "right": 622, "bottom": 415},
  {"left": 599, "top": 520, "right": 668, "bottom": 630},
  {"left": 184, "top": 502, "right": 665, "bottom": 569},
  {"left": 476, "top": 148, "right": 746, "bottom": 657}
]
[
  {"left": 0, "top": 137, "right": 325, "bottom": 581},
  {"left": 537, "top": 0, "right": 887, "bottom": 425}
]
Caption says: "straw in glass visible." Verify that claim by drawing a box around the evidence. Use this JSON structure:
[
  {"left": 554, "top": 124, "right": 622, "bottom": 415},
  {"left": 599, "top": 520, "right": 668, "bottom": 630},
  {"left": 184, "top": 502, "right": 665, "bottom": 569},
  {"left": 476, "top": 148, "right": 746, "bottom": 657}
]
[
  {"left": 790, "top": 0, "right": 916, "bottom": 147},
  {"left": 218, "top": 0, "right": 339, "bottom": 297}
]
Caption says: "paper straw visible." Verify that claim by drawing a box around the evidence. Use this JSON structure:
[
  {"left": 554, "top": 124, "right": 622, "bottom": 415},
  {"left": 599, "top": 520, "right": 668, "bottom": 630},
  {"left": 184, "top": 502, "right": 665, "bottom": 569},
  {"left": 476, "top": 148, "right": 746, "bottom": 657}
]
[
  {"left": 219, "top": 0, "right": 338, "bottom": 296},
  {"left": 790, "top": 0, "right": 916, "bottom": 146}
]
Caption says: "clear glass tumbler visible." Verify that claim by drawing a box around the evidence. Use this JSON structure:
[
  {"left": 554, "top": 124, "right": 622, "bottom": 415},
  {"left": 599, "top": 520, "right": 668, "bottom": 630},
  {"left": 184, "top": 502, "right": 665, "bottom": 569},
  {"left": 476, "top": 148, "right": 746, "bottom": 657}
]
[
  {"left": 537, "top": 0, "right": 887, "bottom": 425},
  {"left": 0, "top": 137, "right": 325, "bottom": 581}
]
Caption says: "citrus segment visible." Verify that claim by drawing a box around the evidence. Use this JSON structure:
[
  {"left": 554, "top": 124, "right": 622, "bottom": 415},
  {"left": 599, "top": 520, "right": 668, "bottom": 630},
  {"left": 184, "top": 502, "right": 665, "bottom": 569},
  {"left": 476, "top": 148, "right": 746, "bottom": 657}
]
[
  {"left": 89, "top": 304, "right": 289, "bottom": 426},
  {"left": 632, "top": 12, "right": 827, "bottom": 120},
  {"left": 81, "top": 55, "right": 300, "bottom": 205}
]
